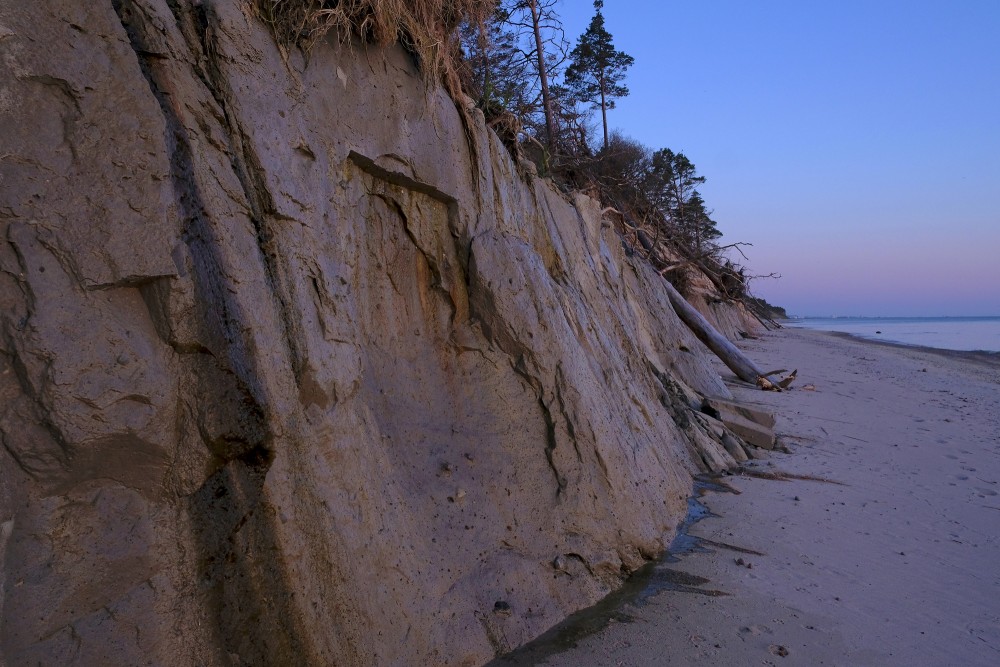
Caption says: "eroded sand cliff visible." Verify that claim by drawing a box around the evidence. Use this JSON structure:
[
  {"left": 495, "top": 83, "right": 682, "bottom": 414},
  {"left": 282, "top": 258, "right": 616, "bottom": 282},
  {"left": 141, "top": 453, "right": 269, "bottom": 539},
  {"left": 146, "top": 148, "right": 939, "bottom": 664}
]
[{"left": 0, "top": 2, "right": 760, "bottom": 664}]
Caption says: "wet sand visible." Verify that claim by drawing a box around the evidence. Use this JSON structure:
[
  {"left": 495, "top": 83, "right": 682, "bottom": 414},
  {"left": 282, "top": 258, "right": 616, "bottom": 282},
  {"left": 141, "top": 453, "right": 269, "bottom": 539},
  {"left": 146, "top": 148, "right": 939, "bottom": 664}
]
[{"left": 505, "top": 327, "right": 1000, "bottom": 666}]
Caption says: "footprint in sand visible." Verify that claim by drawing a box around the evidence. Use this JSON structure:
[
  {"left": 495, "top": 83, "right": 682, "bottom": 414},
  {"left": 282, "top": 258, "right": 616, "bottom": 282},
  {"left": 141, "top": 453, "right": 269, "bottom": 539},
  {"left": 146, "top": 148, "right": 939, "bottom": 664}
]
[
  {"left": 739, "top": 625, "right": 773, "bottom": 637},
  {"left": 976, "top": 488, "right": 998, "bottom": 497}
]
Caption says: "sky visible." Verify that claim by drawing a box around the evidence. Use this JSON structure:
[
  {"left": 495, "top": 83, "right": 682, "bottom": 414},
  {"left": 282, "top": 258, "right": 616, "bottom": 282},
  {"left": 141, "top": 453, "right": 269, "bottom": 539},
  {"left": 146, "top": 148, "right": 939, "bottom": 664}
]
[{"left": 554, "top": 0, "right": 1000, "bottom": 316}]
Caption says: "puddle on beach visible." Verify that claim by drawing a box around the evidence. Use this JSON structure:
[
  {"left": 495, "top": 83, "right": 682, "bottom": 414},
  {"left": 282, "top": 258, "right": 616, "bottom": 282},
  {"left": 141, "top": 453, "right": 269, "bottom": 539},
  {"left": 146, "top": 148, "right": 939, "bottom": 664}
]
[{"left": 488, "top": 476, "right": 737, "bottom": 666}]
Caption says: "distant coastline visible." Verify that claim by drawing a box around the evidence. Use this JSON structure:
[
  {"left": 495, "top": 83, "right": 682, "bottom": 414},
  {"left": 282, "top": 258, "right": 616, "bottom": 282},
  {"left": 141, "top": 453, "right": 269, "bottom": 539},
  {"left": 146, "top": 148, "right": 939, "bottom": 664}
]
[{"left": 783, "top": 316, "right": 1000, "bottom": 356}]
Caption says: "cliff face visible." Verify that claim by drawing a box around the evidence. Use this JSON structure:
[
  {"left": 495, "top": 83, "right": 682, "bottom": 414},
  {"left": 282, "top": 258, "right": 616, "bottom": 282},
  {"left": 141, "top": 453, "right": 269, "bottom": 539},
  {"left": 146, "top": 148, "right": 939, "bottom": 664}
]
[{"left": 0, "top": 2, "right": 755, "bottom": 664}]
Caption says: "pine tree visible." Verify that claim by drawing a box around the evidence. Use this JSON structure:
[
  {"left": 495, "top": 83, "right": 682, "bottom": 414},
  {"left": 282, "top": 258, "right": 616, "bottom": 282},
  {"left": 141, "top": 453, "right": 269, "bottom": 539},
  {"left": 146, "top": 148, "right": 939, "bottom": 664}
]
[
  {"left": 643, "top": 149, "right": 722, "bottom": 255},
  {"left": 564, "top": 0, "right": 634, "bottom": 150},
  {"left": 523, "top": 0, "right": 558, "bottom": 151},
  {"left": 470, "top": 1, "right": 568, "bottom": 154},
  {"left": 681, "top": 190, "right": 723, "bottom": 256},
  {"left": 645, "top": 149, "right": 704, "bottom": 217},
  {"left": 460, "top": 6, "right": 533, "bottom": 119}
]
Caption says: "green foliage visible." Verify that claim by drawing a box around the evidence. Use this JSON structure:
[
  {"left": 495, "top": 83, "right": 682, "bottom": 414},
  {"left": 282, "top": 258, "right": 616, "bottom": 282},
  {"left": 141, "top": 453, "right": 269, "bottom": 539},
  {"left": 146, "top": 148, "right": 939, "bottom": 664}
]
[
  {"left": 587, "top": 135, "right": 728, "bottom": 271},
  {"left": 564, "top": 1, "right": 634, "bottom": 149},
  {"left": 460, "top": 1, "right": 573, "bottom": 157},
  {"left": 681, "top": 190, "right": 723, "bottom": 253},
  {"left": 644, "top": 149, "right": 704, "bottom": 213},
  {"left": 459, "top": 7, "right": 534, "bottom": 116},
  {"left": 640, "top": 149, "right": 720, "bottom": 255},
  {"left": 593, "top": 132, "right": 651, "bottom": 201},
  {"left": 745, "top": 294, "right": 788, "bottom": 320}
]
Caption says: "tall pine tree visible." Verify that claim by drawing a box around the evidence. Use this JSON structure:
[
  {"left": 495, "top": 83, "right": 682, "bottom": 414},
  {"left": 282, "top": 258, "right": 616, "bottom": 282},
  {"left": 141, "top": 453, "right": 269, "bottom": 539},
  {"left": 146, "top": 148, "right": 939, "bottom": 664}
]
[
  {"left": 564, "top": 0, "right": 634, "bottom": 150},
  {"left": 644, "top": 149, "right": 721, "bottom": 256},
  {"left": 681, "top": 190, "right": 723, "bottom": 256},
  {"left": 460, "top": 5, "right": 533, "bottom": 119}
]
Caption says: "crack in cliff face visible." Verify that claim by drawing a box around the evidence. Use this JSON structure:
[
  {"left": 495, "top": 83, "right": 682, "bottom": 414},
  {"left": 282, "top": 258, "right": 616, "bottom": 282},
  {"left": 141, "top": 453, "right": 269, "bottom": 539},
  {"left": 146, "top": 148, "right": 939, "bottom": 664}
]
[
  {"left": 167, "top": 0, "right": 310, "bottom": 393},
  {"left": 649, "top": 363, "right": 692, "bottom": 431},
  {"left": 107, "top": 2, "right": 312, "bottom": 663},
  {"left": 0, "top": 346, "right": 71, "bottom": 476},
  {"left": 538, "top": 394, "right": 567, "bottom": 496},
  {"left": 348, "top": 151, "right": 459, "bottom": 206},
  {"left": 374, "top": 191, "right": 459, "bottom": 321},
  {"left": 463, "top": 230, "right": 622, "bottom": 503},
  {"left": 0, "top": 231, "right": 75, "bottom": 476},
  {"left": 464, "top": 241, "right": 572, "bottom": 497},
  {"left": 20, "top": 75, "right": 82, "bottom": 162},
  {"left": 351, "top": 151, "right": 469, "bottom": 326},
  {"left": 553, "top": 365, "right": 584, "bottom": 468},
  {"left": 109, "top": 0, "right": 310, "bottom": 423},
  {"left": 109, "top": 0, "right": 274, "bottom": 434}
]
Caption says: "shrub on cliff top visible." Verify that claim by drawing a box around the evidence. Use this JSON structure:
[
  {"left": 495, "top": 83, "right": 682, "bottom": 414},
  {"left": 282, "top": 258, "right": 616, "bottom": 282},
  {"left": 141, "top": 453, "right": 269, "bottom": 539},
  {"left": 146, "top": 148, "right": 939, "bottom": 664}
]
[{"left": 255, "top": 0, "right": 495, "bottom": 85}]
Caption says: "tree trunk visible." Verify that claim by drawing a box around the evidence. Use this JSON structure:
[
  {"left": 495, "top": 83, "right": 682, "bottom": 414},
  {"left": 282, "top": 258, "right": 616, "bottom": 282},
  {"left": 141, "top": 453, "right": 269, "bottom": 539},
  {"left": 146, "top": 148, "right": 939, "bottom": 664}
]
[
  {"left": 661, "top": 280, "right": 766, "bottom": 384},
  {"left": 599, "top": 72, "right": 608, "bottom": 150},
  {"left": 528, "top": 0, "right": 556, "bottom": 152},
  {"left": 672, "top": 173, "right": 686, "bottom": 247}
]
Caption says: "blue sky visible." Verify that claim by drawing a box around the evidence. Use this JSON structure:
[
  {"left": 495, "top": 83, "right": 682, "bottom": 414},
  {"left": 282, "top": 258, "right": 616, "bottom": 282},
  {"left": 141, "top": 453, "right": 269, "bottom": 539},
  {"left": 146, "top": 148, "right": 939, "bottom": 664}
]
[{"left": 555, "top": 1, "right": 1000, "bottom": 316}]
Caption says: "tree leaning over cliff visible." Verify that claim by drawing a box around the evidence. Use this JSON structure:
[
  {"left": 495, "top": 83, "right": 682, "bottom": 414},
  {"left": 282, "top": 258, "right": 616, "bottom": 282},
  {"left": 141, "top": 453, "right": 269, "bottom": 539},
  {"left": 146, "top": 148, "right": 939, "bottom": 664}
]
[
  {"left": 460, "top": 6, "right": 534, "bottom": 119},
  {"left": 644, "top": 149, "right": 712, "bottom": 253},
  {"left": 680, "top": 190, "right": 723, "bottom": 257},
  {"left": 513, "top": 0, "right": 563, "bottom": 152},
  {"left": 565, "top": 0, "right": 634, "bottom": 151},
  {"left": 467, "top": 1, "right": 567, "bottom": 155}
]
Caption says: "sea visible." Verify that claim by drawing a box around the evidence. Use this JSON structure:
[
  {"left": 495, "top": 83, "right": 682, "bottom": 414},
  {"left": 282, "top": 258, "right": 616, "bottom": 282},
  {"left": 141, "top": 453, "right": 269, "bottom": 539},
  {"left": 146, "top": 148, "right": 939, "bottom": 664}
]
[{"left": 785, "top": 316, "right": 1000, "bottom": 353}]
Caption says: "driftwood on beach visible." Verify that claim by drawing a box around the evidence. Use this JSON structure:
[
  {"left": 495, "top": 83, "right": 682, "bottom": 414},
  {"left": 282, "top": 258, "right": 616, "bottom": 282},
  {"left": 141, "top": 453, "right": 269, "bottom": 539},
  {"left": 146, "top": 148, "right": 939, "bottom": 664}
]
[
  {"left": 611, "top": 207, "right": 786, "bottom": 388},
  {"left": 662, "top": 279, "right": 769, "bottom": 385}
]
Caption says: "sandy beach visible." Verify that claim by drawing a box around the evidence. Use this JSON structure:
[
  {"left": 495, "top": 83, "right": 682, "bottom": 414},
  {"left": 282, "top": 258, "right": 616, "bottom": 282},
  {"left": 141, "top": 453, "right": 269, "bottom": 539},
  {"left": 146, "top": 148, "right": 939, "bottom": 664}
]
[{"left": 500, "top": 327, "right": 1000, "bottom": 666}]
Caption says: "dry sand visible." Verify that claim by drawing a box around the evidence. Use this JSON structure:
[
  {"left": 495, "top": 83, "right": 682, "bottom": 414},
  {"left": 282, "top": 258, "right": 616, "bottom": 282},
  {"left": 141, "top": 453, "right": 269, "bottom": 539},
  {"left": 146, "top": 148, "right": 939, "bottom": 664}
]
[{"left": 499, "top": 327, "right": 1000, "bottom": 666}]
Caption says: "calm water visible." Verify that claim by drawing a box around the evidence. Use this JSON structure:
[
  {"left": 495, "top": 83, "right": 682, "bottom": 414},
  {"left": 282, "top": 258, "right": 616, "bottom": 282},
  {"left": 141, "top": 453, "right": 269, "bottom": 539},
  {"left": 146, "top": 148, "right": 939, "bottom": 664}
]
[{"left": 786, "top": 316, "right": 1000, "bottom": 353}]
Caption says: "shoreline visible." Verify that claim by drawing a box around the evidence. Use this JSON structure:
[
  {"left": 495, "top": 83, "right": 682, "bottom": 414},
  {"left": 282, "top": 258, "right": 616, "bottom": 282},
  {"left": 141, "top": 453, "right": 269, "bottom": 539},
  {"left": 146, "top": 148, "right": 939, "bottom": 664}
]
[
  {"left": 780, "top": 321, "right": 1000, "bottom": 365},
  {"left": 820, "top": 329, "right": 1000, "bottom": 368},
  {"left": 500, "top": 327, "right": 1000, "bottom": 665}
]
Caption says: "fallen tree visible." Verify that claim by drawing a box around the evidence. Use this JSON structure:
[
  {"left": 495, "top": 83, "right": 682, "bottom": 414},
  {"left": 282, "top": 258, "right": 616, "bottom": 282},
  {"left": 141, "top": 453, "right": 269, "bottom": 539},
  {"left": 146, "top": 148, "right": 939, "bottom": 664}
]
[
  {"left": 661, "top": 278, "right": 765, "bottom": 383},
  {"left": 663, "top": 282, "right": 797, "bottom": 391},
  {"left": 602, "top": 207, "right": 791, "bottom": 388}
]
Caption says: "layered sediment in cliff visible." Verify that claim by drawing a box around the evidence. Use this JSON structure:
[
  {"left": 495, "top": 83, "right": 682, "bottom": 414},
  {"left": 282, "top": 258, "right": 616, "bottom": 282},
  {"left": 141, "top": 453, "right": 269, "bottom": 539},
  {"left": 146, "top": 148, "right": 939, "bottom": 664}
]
[{"left": 0, "top": 2, "right": 759, "bottom": 664}]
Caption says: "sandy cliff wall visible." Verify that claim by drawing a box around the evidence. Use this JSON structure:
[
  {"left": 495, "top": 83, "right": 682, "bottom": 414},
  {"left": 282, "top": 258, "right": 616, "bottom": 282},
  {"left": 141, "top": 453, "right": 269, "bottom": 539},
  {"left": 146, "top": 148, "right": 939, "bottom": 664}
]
[{"left": 0, "top": 2, "right": 753, "bottom": 664}]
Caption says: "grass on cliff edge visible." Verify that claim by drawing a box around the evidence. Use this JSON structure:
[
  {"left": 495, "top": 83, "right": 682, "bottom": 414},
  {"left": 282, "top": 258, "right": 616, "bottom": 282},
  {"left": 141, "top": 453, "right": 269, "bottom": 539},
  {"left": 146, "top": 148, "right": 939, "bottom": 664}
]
[{"left": 254, "top": 0, "right": 494, "bottom": 84}]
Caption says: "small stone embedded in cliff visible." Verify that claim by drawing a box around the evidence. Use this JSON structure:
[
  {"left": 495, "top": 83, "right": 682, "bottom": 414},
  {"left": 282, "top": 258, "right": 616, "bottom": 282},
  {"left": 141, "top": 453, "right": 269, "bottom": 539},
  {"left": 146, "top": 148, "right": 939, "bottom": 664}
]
[{"left": 0, "top": 1, "right": 764, "bottom": 665}]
